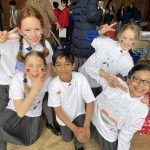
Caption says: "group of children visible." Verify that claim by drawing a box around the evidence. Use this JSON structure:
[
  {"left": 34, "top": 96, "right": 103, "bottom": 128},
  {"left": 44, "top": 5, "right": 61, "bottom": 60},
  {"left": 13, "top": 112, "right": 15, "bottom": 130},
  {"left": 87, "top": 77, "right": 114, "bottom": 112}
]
[{"left": 0, "top": 5, "right": 150, "bottom": 150}]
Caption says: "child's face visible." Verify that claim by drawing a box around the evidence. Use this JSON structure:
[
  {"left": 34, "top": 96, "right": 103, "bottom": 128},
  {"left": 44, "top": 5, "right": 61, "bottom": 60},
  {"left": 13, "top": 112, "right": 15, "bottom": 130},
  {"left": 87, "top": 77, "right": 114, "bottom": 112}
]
[
  {"left": 19, "top": 16, "right": 43, "bottom": 46},
  {"left": 61, "top": 2, "right": 66, "bottom": 8},
  {"left": 10, "top": 5, "right": 16, "bottom": 10},
  {"left": 53, "top": 56, "right": 75, "bottom": 82},
  {"left": 128, "top": 70, "right": 150, "bottom": 98},
  {"left": 119, "top": 29, "right": 136, "bottom": 51},
  {"left": 24, "top": 55, "right": 46, "bottom": 80}
]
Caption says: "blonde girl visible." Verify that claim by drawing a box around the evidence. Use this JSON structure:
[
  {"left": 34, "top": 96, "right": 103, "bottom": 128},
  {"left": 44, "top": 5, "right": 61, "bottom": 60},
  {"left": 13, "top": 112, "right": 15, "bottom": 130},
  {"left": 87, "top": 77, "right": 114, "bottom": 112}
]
[{"left": 0, "top": 51, "right": 50, "bottom": 150}]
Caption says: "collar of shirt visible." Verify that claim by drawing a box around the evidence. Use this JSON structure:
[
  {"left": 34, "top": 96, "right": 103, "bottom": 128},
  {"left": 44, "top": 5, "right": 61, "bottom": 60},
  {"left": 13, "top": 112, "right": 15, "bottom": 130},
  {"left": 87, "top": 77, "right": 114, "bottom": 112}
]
[
  {"left": 23, "top": 39, "right": 43, "bottom": 52},
  {"left": 115, "top": 41, "right": 128, "bottom": 54}
]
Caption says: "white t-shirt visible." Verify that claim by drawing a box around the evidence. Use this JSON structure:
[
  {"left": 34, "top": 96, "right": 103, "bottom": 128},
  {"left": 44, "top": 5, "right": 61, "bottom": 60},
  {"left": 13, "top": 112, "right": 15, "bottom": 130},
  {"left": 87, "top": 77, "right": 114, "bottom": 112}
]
[
  {"left": 7, "top": 72, "right": 52, "bottom": 117},
  {"left": 92, "top": 78, "right": 149, "bottom": 150},
  {"left": 48, "top": 72, "right": 95, "bottom": 126},
  {"left": 79, "top": 36, "right": 134, "bottom": 88},
  {"left": 0, "top": 39, "right": 53, "bottom": 85}
]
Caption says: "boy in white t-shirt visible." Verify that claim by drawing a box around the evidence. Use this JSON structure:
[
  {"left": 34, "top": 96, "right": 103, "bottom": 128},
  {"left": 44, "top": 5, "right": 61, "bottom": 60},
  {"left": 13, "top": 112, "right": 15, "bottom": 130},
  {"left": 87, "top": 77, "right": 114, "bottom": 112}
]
[{"left": 48, "top": 49, "right": 95, "bottom": 150}]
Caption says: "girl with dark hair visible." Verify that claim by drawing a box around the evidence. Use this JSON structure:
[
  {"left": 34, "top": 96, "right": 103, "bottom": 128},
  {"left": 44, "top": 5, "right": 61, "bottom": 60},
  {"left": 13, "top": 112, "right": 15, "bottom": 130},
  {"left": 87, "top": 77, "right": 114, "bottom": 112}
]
[
  {"left": 92, "top": 64, "right": 150, "bottom": 150},
  {"left": 0, "top": 51, "right": 50, "bottom": 150}
]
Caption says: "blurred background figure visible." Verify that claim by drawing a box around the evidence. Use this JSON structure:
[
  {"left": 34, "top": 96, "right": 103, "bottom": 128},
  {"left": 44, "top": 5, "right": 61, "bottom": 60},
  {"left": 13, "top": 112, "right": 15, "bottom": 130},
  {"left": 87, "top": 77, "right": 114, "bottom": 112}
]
[
  {"left": 50, "top": 2, "right": 61, "bottom": 38},
  {"left": 70, "top": 0, "right": 103, "bottom": 70},
  {"left": 117, "top": 3, "right": 125, "bottom": 31},
  {"left": 9, "top": 0, "right": 18, "bottom": 30}
]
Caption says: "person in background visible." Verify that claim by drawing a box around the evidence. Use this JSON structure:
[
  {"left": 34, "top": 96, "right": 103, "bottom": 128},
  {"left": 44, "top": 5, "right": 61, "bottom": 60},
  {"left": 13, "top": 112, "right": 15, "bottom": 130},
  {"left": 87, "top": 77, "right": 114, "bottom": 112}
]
[
  {"left": 53, "top": 2, "right": 61, "bottom": 20},
  {"left": 58, "top": 0, "right": 69, "bottom": 29},
  {"left": 9, "top": 0, "right": 18, "bottom": 30},
  {"left": 48, "top": 49, "right": 95, "bottom": 150},
  {"left": 0, "top": 51, "right": 50, "bottom": 150},
  {"left": 50, "top": 2, "right": 61, "bottom": 38},
  {"left": 92, "top": 64, "right": 150, "bottom": 150},
  {"left": 70, "top": 0, "right": 103, "bottom": 70},
  {"left": 117, "top": 4, "right": 125, "bottom": 31},
  {"left": 121, "top": 6, "right": 132, "bottom": 26},
  {"left": 103, "top": 3, "right": 115, "bottom": 25},
  {"left": 25, "top": 0, "right": 60, "bottom": 42}
]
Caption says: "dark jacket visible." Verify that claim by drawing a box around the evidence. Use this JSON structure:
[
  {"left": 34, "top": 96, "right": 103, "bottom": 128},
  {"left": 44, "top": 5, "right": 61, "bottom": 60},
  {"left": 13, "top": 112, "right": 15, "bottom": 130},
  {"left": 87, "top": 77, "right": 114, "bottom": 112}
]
[{"left": 71, "top": 0, "right": 102, "bottom": 58}]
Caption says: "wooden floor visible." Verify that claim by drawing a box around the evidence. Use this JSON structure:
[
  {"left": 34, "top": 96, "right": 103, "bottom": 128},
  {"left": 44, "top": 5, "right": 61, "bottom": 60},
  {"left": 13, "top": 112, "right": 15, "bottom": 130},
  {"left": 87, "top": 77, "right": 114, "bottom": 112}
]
[{"left": 8, "top": 122, "right": 150, "bottom": 150}]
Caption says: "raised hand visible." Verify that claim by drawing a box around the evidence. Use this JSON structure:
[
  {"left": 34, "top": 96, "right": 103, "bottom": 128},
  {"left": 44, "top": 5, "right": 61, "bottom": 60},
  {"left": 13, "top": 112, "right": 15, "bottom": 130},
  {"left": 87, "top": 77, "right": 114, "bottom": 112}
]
[
  {"left": 26, "top": 68, "right": 46, "bottom": 93},
  {"left": 100, "top": 22, "right": 116, "bottom": 35},
  {"left": 0, "top": 27, "right": 20, "bottom": 43}
]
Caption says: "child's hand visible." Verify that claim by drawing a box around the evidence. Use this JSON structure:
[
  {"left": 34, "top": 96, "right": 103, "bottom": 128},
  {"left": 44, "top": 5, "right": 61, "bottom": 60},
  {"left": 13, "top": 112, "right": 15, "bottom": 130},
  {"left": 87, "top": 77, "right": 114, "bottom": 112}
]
[
  {"left": 0, "top": 28, "right": 19, "bottom": 43},
  {"left": 73, "top": 127, "right": 86, "bottom": 142},
  {"left": 82, "top": 127, "right": 90, "bottom": 142},
  {"left": 106, "top": 75, "right": 128, "bottom": 92},
  {"left": 56, "top": 22, "right": 60, "bottom": 30},
  {"left": 140, "top": 94, "right": 150, "bottom": 105},
  {"left": 26, "top": 68, "right": 46, "bottom": 93},
  {"left": 0, "top": 30, "right": 8, "bottom": 43},
  {"left": 100, "top": 23, "right": 116, "bottom": 35}
]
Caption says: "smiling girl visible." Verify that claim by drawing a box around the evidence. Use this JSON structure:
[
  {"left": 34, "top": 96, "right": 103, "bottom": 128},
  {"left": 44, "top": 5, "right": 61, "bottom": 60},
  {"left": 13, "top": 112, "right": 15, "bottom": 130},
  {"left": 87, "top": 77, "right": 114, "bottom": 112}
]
[
  {"left": 0, "top": 7, "right": 53, "bottom": 112},
  {"left": 79, "top": 23, "right": 140, "bottom": 95},
  {"left": 0, "top": 51, "right": 51, "bottom": 150},
  {"left": 92, "top": 64, "right": 150, "bottom": 150}
]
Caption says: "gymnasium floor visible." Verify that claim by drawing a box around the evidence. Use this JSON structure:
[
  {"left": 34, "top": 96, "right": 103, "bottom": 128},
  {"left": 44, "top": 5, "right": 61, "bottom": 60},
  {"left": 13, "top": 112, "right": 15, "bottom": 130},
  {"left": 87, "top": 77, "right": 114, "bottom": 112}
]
[{"left": 8, "top": 121, "right": 150, "bottom": 150}]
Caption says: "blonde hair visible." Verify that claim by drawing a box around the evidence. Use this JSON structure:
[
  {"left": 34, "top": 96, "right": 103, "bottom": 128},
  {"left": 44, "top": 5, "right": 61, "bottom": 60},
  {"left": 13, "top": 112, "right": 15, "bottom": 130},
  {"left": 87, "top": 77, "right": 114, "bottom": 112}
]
[
  {"left": 23, "top": 51, "right": 47, "bottom": 94},
  {"left": 118, "top": 23, "right": 141, "bottom": 41}
]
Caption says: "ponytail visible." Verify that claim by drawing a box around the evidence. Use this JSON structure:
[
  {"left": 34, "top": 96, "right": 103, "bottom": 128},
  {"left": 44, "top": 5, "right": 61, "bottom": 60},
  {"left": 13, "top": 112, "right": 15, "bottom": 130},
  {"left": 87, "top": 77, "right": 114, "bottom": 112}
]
[
  {"left": 16, "top": 36, "right": 25, "bottom": 63},
  {"left": 40, "top": 34, "right": 49, "bottom": 57}
]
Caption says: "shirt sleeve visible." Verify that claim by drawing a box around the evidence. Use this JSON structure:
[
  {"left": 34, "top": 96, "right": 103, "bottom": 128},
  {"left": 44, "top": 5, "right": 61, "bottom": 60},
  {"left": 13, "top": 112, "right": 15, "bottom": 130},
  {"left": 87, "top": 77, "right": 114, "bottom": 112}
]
[
  {"left": 9, "top": 74, "right": 24, "bottom": 100},
  {"left": 81, "top": 75, "right": 95, "bottom": 103},
  {"left": 84, "top": 52, "right": 105, "bottom": 87},
  {"left": 117, "top": 107, "right": 148, "bottom": 150},
  {"left": 48, "top": 80, "right": 61, "bottom": 107},
  {"left": 91, "top": 36, "right": 105, "bottom": 52},
  {"left": 45, "top": 40, "right": 53, "bottom": 63}
]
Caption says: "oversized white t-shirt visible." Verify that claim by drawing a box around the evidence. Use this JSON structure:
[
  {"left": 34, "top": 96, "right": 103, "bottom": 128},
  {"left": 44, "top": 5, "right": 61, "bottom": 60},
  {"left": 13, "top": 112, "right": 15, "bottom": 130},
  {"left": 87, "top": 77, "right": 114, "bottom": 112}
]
[
  {"left": 48, "top": 72, "right": 95, "bottom": 126},
  {"left": 7, "top": 72, "right": 52, "bottom": 117},
  {"left": 0, "top": 39, "right": 53, "bottom": 85},
  {"left": 92, "top": 78, "right": 149, "bottom": 150},
  {"left": 79, "top": 36, "right": 134, "bottom": 88}
]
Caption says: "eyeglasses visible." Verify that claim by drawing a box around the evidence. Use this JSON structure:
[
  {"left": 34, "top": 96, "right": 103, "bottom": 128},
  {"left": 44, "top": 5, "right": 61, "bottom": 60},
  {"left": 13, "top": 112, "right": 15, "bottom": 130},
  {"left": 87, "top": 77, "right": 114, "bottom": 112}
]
[{"left": 132, "top": 76, "right": 150, "bottom": 87}]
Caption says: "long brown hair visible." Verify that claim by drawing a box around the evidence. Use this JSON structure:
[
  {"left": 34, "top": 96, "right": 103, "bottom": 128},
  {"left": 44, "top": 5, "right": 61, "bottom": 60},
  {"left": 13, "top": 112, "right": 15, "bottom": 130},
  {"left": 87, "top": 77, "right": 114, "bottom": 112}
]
[{"left": 16, "top": 6, "right": 49, "bottom": 63}]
